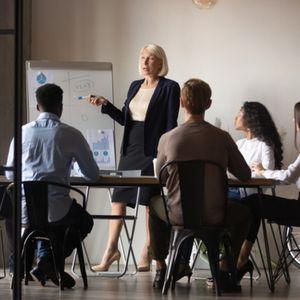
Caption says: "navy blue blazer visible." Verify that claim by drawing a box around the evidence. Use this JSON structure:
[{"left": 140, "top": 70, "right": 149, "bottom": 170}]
[{"left": 102, "top": 77, "right": 180, "bottom": 157}]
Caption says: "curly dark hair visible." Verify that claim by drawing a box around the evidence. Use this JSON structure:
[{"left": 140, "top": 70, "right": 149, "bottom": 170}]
[
  {"left": 294, "top": 102, "right": 300, "bottom": 149},
  {"left": 242, "top": 101, "right": 283, "bottom": 169}
]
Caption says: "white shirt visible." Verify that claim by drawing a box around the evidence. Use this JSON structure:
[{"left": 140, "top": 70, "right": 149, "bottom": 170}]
[
  {"left": 264, "top": 155, "right": 300, "bottom": 190},
  {"left": 236, "top": 138, "right": 275, "bottom": 197},
  {"left": 237, "top": 138, "right": 275, "bottom": 178},
  {"left": 6, "top": 112, "right": 99, "bottom": 223},
  {"left": 129, "top": 88, "right": 155, "bottom": 121}
]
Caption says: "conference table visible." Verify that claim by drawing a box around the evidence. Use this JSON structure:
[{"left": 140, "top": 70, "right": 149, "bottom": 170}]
[
  {"left": 0, "top": 175, "right": 279, "bottom": 288},
  {"left": 70, "top": 175, "right": 278, "bottom": 287}
]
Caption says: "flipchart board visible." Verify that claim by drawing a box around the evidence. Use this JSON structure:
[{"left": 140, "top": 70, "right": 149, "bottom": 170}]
[{"left": 26, "top": 61, "right": 116, "bottom": 170}]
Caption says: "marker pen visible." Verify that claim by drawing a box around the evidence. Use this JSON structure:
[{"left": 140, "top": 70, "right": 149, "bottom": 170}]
[{"left": 77, "top": 95, "right": 96, "bottom": 100}]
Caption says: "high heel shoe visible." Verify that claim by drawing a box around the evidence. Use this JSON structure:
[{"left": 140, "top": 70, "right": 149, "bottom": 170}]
[
  {"left": 236, "top": 260, "right": 254, "bottom": 287},
  {"left": 91, "top": 250, "right": 121, "bottom": 272},
  {"left": 173, "top": 264, "right": 192, "bottom": 282},
  {"left": 153, "top": 267, "right": 167, "bottom": 289},
  {"left": 205, "top": 270, "right": 230, "bottom": 287},
  {"left": 137, "top": 250, "right": 153, "bottom": 272},
  {"left": 206, "top": 271, "right": 242, "bottom": 292}
]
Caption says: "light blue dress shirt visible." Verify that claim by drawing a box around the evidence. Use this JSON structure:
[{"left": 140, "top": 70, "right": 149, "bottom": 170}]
[{"left": 6, "top": 112, "right": 99, "bottom": 223}]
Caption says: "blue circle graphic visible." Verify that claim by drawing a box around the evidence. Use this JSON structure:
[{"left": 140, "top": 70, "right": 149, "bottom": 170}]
[{"left": 37, "top": 72, "right": 47, "bottom": 84}]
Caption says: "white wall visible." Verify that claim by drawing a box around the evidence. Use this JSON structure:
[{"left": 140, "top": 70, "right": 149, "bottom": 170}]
[{"left": 31, "top": 0, "right": 300, "bottom": 263}]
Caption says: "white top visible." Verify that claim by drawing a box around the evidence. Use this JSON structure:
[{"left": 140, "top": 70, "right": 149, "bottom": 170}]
[
  {"left": 129, "top": 88, "right": 155, "bottom": 121},
  {"left": 236, "top": 138, "right": 275, "bottom": 197},
  {"left": 264, "top": 155, "right": 300, "bottom": 190},
  {"left": 6, "top": 112, "right": 99, "bottom": 223},
  {"left": 237, "top": 138, "right": 275, "bottom": 178}
]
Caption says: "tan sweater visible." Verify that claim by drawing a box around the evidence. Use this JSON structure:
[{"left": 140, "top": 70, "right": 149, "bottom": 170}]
[{"left": 156, "top": 120, "right": 251, "bottom": 225}]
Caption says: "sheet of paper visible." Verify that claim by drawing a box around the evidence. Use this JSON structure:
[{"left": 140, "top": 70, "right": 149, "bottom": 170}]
[{"left": 86, "top": 129, "right": 116, "bottom": 170}]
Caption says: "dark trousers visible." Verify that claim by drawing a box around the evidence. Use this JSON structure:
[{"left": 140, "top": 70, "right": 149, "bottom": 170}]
[
  {"left": 39, "top": 200, "right": 93, "bottom": 266},
  {"left": 149, "top": 197, "right": 250, "bottom": 265},
  {"left": 3, "top": 198, "right": 93, "bottom": 272},
  {"left": 149, "top": 196, "right": 193, "bottom": 263},
  {"left": 242, "top": 194, "right": 300, "bottom": 243}
]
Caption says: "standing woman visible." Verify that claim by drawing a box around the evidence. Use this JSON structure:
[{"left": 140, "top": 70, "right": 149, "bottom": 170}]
[{"left": 89, "top": 44, "right": 180, "bottom": 272}]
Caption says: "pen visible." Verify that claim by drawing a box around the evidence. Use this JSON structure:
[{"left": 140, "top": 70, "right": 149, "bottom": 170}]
[{"left": 77, "top": 95, "right": 96, "bottom": 100}]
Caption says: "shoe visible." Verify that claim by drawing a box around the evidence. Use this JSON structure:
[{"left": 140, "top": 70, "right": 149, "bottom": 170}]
[
  {"left": 236, "top": 260, "right": 254, "bottom": 287},
  {"left": 37, "top": 258, "right": 59, "bottom": 286},
  {"left": 206, "top": 271, "right": 241, "bottom": 293},
  {"left": 30, "top": 267, "right": 47, "bottom": 286},
  {"left": 173, "top": 263, "right": 192, "bottom": 282},
  {"left": 92, "top": 250, "right": 121, "bottom": 272},
  {"left": 61, "top": 272, "right": 76, "bottom": 289},
  {"left": 153, "top": 267, "right": 166, "bottom": 289},
  {"left": 137, "top": 249, "right": 152, "bottom": 272},
  {"left": 206, "top": 270, "right": 229, "bottom": 287},
  {"left": 220, "top": 279, "right": 241, "bottom": 293}
]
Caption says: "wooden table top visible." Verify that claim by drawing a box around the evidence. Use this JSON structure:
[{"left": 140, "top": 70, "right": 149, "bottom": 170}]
[{"left": 1, "top": 175, "right": 277, "bottom": 188}]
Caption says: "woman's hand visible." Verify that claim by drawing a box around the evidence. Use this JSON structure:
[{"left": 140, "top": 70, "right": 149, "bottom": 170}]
[
  {"left": 251, "top": 162, "right": 265, "bottom": 176},
  {"left": 88, "top": 95, "right": 108, "bottom": 106}
]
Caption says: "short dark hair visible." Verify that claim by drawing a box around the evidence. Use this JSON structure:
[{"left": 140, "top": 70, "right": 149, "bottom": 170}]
[
  {"left": 36, "top": 83, "right": 63, "bottom": 110},
  {"left": 181, "top": 78, "right": 212, "bottom": 114}
]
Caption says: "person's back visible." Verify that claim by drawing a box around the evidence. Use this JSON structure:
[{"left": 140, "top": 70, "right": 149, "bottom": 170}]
[
  {"left": 158, "top": 121, "right": 251, "bottom": 224},
  {"left": 5, "top": 83, "right": 99, "bottom": 287},
  {"left": 152, "top": 78, "right": 251, "bottom": 291},
  {"left": 156, "top": 79, "right": 250, "bottom": 225},
  {"left": 16, "top": 112, "right": 99, "bottom": 222},
  {"left": 160, "top": 121, "right": 239, "bottom": 170}
]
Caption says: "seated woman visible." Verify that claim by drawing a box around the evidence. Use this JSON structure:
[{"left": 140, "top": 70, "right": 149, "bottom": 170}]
[
  {"left": 205, "top": 101, "right": 283, "bottom": 286},
  {"left": 229, "top": 101, "right": 283, "bottom": 199},
  {"left": 236, "top": 101, "right": 300, "bottom": 283}
]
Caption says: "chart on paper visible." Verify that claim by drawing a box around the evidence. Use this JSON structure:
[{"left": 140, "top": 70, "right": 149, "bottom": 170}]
[{"left": 86, "top": 129, "right": 115, "bottom": 169}]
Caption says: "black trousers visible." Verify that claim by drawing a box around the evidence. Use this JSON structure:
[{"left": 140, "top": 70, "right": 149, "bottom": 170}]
[
  {"left": 3, "top": 198, "right": 93, "bottom": 272},
  {"left": 242, "top": 194, "right": 300, "bottom": 243},
  {"left": 51, "top": 200, "right": 93, "bottom": 258}
]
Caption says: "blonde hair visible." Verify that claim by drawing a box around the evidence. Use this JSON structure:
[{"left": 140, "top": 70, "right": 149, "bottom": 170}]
[
  {"left": 181, "top": 78, "right": 212, "bottom": 114},
  {"left": 138, "top": 44, "right": 169, "bottom": 77}
]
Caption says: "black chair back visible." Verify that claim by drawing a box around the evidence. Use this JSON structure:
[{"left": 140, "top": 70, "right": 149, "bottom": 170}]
[
  {"left": 159, "top": 160, "right": 228, "bottom": 229},
  {"left": 8, "top": 180, "right": 88, "bottom": 289},
  {"left": 23, "top": 181, "right": 50, "bottom": 230}
]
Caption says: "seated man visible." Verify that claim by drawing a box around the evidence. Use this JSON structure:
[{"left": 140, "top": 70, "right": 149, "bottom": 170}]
[
  {"left": 6, "top": 83, "right": 99, "bottom": 287},
  {"left": 150, "top": 78, "right": 251, "bottom": 291}
]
